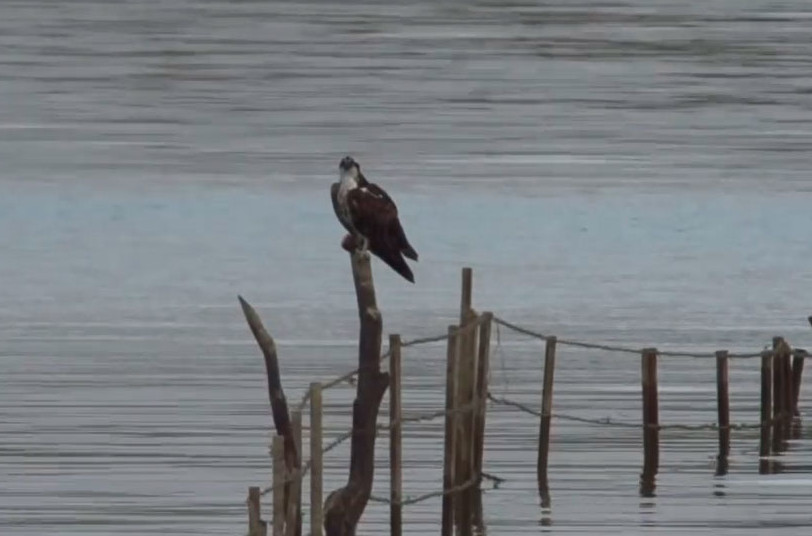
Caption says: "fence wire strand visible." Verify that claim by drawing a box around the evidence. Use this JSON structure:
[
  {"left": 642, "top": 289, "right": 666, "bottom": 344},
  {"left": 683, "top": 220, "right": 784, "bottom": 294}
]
[
  {"left": 296, "top": 330, "right": 461, "bottom": 411},
  {"left": 369, "top": 470, "right": 502, "bottom": 506},
  {"left": 493, "top": 316, "right": 769, "bottom": 359},
  {"left": 487, "top": 393, "right": 792, "bottom": 431}
]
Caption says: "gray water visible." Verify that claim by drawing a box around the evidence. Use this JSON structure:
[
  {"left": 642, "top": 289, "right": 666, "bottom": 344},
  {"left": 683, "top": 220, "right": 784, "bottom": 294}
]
[{"left": 2, "top": 1, "right": 812, "bottom": 534}]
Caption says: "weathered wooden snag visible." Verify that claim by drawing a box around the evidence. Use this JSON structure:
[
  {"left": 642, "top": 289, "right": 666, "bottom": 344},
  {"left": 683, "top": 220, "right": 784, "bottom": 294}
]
[
  {"left": 272, "top": 436, "right": 286, "bottom": 536},
  {"left": 239, "top": 296, "right": 300, "bottom": 535},
  {"left": 323, "top": 250, "right": 389, "bottom": 536}
]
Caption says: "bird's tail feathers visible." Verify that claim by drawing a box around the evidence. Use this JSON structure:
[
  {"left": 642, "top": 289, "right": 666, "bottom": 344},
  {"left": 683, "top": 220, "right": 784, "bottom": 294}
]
[
  {"left": 376, "top": 250, "right": 415, "bottom": 283},
  {"left": 392, "top": 219, "right": 418, "bottom": 261}
]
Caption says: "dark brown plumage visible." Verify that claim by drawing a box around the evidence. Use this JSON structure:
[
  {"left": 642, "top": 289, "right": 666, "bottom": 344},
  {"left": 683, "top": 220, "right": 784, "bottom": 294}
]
[{"left": 331, "top": 157, "right": 418, "bottom": 283}]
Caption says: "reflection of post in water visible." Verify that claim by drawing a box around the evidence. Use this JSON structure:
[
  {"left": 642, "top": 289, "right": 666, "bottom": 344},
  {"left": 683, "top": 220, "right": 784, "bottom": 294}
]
[
  {"left": 538, "top": 475, "right": 551, "bottom": 509},
  {"left": 639, "top": 469, "right": 656, "bottom": 498},
  {"left": 639, "top": 348, "right": 659, "bottom": 497},
  {"left": 538, "top": 476, "right": 552, "bottom": 529},
  {"left": 715, "top": 455, "right": 729, "bottom": 477},
  {"left": 712, "top": 480, "right": 726, "bottom": 498}
]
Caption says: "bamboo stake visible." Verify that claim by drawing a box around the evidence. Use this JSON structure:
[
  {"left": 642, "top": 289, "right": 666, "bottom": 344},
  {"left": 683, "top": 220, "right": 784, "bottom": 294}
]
[
  {"left": 441, "top": 326, "right": 460, "bottom": 536},
  {"left": 272, "top": 436, "right": 285, "bottom": 536},
  {"left": 389, "top": 334, "right": 403, "bottom": 536},
  {"left": 715, "top": 350, "right": 730, "bottom": 475},
  {"left": 309, "top": 383, "right": 323, "bottom": 536},
  {"left": 759, "top": 351, "right": 772, "bottom": 474},
  {"left": 537, "top": 336, "right": 557, "bottom": 494}
]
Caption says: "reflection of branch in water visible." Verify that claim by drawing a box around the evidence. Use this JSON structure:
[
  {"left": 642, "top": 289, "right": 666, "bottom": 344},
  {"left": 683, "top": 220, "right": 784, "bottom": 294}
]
[{"left": 715, "top": 454, "right": 729, "bottom": 477}]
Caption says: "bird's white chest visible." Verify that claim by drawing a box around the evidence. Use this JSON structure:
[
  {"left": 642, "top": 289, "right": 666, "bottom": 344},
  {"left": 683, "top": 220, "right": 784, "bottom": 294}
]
[{"left": 337, "top": 175, "right": 359, "bottom": 213}]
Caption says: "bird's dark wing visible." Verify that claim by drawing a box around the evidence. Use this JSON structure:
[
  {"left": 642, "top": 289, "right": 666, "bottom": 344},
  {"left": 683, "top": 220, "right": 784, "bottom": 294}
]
[
  {"left": 364, "top": 181, "right": 396, "bottom": 207},
  {"left": 346, "top": 185, "right": 397, "bottom": 240},
  {"left": 365, "top": 182, "right": 418, "bottom": 261},
  {"left": 347, "top": 186, "right": 415, "bottom": 282},
  {"left": 330, "top": 182, "right": 354, "bottom": 234}
]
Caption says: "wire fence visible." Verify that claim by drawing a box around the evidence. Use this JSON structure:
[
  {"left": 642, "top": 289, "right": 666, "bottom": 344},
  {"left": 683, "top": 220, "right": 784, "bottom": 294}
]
[
  {"left": 251, "top": 313, "right": 808, "bottom": 512},
  {"left": 486, "top": 393, "right": 783, "bottom": 432},
  {"left": 492, "top": 316, "right": 776, "bottom": 359}
]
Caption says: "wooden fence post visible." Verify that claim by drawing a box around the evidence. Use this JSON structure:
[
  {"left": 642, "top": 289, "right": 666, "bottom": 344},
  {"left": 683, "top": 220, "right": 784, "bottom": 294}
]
[
  {"left": 286, "top": 411, "right": 302, "bottom": 536},
  {"left": 473, "top": 312, "right": 493, "bottom": 478},
  {"left": 759, "top": 350, "right": 773, "bottom": 474},
  {"left": 781, "top": 341, "right": 795, "bottom": 440},
  {"left": 248, "top": 486, "right": 267, "bottom": 536},
  {"left": 456, "top": 267, "right": 475, "bottom": 536},
  {"left": 272, "top": 435, "right": 286, "bottom": 536},
  {"left": 782, "top": 342, "right": 794, "bottom": 440},
  {"left": 772, "top": 337, "right": 785, "bottom": 451},
  {"left": 792, "top": 350, "right": 805, "bottom": 417},
  {"left": 640, "top": 348, "right": 659, "bottom": 495},
  {"left": 441, "top": 326, "right": 460, "bottom": 536},
  {"left": 389, "top": 334, "right": 403, "bottom": 536},
  {"left": 457, "top": 314, "right": 478, "bottom": 536},
  {"left": 460, "top": 267, "right": 473, "bottom": 323},
  {"left": 472, "top": 312, "right": 492, "bottom": 529},
  {"left": 537, "top": 335, "right": 557, "bottom": 500},
  {"left": 715, "top": 350, "right": 730, "bottom": 474},
  {"left": 309, "top": 383, "right": 323, "bottom": 536}
]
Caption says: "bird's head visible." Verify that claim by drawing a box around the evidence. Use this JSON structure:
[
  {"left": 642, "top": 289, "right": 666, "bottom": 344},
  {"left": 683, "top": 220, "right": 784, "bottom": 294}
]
[{"left": 339, "top": 156, "right": 360, "bottom": 179}]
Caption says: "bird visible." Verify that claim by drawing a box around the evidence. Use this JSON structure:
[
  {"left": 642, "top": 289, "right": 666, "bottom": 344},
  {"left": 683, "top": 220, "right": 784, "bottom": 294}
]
[{"left": 330, "top": 156, "right": 418, "bottom": 283}]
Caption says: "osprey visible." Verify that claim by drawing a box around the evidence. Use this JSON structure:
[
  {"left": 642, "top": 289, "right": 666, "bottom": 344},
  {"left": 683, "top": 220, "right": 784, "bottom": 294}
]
[{"left": 330, "top": 156, "right": 419, "bottom": 283}]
